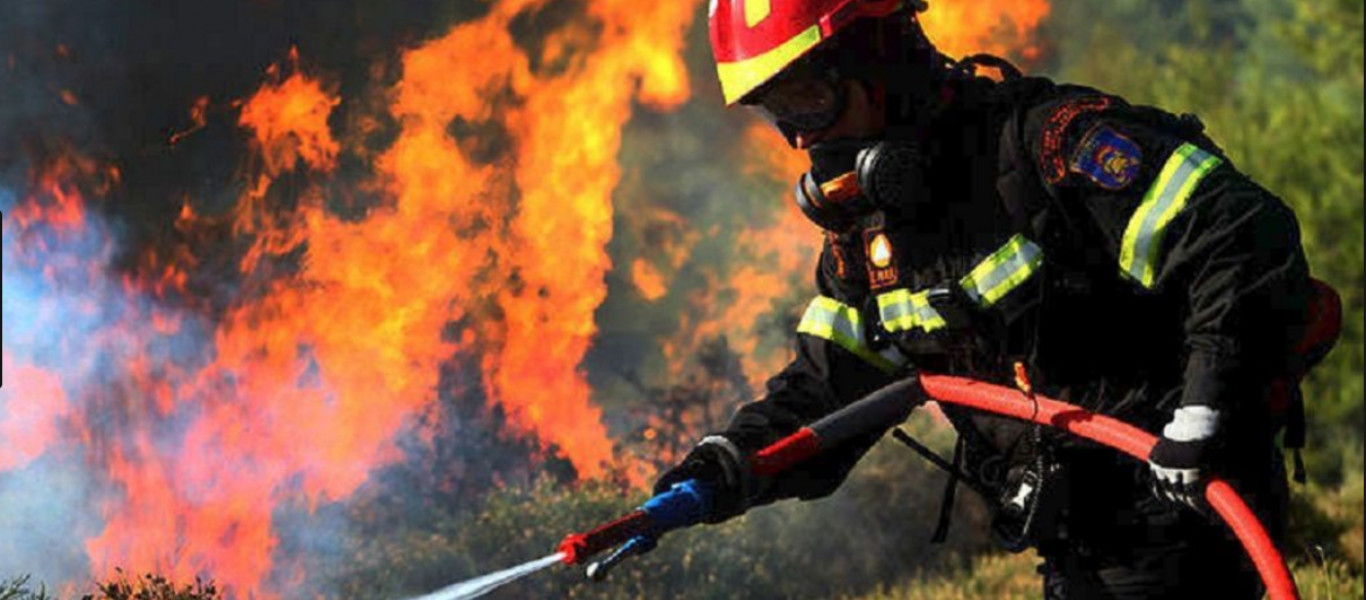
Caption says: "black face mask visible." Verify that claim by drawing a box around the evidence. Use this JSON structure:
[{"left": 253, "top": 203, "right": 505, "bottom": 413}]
[{"left": 795, "top": 138, "right": 929, "bottom": 232}]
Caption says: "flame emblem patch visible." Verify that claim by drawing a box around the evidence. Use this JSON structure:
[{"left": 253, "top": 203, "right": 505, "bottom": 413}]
[
  {"left": 863, "top": 228, "right": 899, "bottom": 290},
  {"left": 869, "top": 233, "right": 893, "bottom": 268}
]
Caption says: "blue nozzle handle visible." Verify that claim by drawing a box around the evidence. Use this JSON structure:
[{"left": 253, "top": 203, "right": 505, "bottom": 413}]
[
  {"left": 641, "top": 479, "right": 712, "bottom": 533},
  {"left": 583, "top": 479, "right": 711, "bottom": 581}
]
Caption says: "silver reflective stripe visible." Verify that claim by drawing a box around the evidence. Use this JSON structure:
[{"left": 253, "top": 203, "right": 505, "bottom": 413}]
[
  {"left": 912, "top": 294, "right": 947, "bottom": 331},
  {"left": 960, "top": 234, "right": 1045, "bottom": 307},
  {"left": 1119, "top": 143, "right": 1223, "bottom": 288},
  {"left": 797, "top": 296, "right": 907, "bottom": 373},
  {"left": 877, "top": 289, "right": 919, "bottom": 332},
  {"left": 876, "top": 288, "right": 947, "bottom": 333}
]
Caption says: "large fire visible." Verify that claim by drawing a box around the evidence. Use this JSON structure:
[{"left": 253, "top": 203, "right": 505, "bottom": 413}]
[
  {"left": 921, "top": 0, "right": 1051, "bottom": 61},
  {"left": 0, "top": 0, "right": 1046, "bottom": 597}
]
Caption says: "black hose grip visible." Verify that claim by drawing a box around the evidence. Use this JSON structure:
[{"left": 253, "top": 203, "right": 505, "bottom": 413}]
[{"left": 808, "top": 376, "right": 925, "bottom": 447}]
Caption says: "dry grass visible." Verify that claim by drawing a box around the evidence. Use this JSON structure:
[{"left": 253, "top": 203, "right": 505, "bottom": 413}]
[{"left": 846, "top": 551, "right": 1364, "bottom": 600}]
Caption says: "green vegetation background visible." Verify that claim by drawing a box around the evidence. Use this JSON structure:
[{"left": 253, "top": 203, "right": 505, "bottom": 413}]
[{"left": 4, "top": 0, "right": 1358, "bottom": 598}]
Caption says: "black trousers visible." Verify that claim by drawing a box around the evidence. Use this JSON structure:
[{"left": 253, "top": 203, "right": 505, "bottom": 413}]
[
  {"left": 1039, "top": 534, "right": 1266, "bottom": 599},
  {"left": 1032, "top": 445, "right": 1286, "bottom": 599}
]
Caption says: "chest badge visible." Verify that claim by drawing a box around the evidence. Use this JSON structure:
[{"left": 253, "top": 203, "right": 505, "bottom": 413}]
[{"left": 864, "top": 229, "right": 899, "bottom": 290}]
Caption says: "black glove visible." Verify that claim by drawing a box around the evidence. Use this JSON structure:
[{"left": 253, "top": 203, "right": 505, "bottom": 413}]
[
  {"left": 653, "top": 435, "right": 753, "bottom": 524},
  {"left": 1148, "top": 405, "right": 1223, "bottom": 512}
]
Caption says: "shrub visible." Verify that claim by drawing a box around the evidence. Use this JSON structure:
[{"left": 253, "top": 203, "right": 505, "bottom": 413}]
[{"left": 329, "top": 412, "right": 997, "bottom": 600}]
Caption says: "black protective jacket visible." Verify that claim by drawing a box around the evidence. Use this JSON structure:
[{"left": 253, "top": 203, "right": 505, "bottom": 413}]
[{"left": 713, "top": 73, "right": 1310, "bottom": 551}]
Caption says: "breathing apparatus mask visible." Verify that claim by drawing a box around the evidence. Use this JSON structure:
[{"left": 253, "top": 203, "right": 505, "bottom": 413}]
[{"left": 796, "top": 138, "right": 930, "bottom": 232}]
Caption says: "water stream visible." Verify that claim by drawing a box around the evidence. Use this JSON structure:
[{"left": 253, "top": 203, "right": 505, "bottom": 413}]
[{"left": 400, "top": 552, "right": 567, "bottom": 600}]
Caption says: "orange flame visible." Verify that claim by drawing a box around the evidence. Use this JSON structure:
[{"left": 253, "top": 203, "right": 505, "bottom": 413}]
[
  {"left": 2, "top": 0, "right": 1052, "bottom": 596},
  {"left": 239, "top": 71, "right": 340, "bottom": 175},
  {"left": 632, "top": 258, "right": 669, "bottom": 301},
  {"left": 920, "top": 0, "right": 1051, "bottom": 61},
  {"left": 75, "top": 0, "right": 702, "bottom": 592},
  {"left": 478, "top": 0, "right": 696, "bottom": 478}
]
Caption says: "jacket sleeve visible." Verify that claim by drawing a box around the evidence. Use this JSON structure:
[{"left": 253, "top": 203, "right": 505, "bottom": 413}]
[
  {"left": 1022, "top": 94, "right": 1310, "bottom": 417},
  {"left": 719, "top": 236, "right": 904, "bottom": 503}
]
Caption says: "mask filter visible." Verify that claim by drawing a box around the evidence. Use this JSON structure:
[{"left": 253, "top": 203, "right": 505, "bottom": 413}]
[
  {"left": 795, "top": 139, "right": 929, "bottom": 231},
  {"left": 793, "top": 170, "right": 875, "bottom": 232},
  {"left": 855, "top": 140, "right": 928, "bottom": 212}
]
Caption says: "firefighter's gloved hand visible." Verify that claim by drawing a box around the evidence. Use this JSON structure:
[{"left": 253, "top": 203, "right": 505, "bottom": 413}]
[
  {"left": 653, "top": 435, "right": 752, "bottom": 524},
  {"left": 1148, "top": 405, "right": 1223, "bottom": 512}
]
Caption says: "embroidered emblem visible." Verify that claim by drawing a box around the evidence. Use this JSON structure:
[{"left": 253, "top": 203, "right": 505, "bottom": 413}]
[
  {"left": 1069, "top": 125, "right": 1142, "bottom": 190},
  {"left": 825, "top": 231, "right": 849, "bottom": 280},
  {"left": 1040, "top": 96, "right": 1113, "bottom": 184},
  {"left": 863, "top": 227, "right": 899, "bottom": 290}
]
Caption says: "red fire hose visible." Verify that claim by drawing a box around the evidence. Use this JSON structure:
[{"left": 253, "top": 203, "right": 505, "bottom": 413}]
[
  {"left": 917, "top": 374, "right": 1300, "bottom": 600},
  {"left": 751, "top": 374, "right": 1300, "bottom": 599},
  {"left": 564, "top": 373, "right": 1301, "bottom": 598}
]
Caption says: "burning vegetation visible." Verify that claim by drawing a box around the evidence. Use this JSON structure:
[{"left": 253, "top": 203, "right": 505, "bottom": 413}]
[
  {"left": 2, "top": 0, "right": 1359, "bottom": 598},
  {"left": 0, "top": 0, "right": 1044, "bottom": 593}
]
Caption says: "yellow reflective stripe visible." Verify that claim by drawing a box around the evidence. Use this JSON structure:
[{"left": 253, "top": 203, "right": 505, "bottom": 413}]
[
  {"left": 715, "top": 25, "right": 822, "bottom": 105},
  {"left": 744, "top": 0, "right": 771, "bottom": 27},
  {"left": 1119, "top": 144, "right": 1223, "bottom": 288},
  {"left": 797, "top": 296, "right": 904, "bottom": 373},
  {"left": 876, "top": 289, "right": 947, "bottom": 334},
  {"left": 960, "top": 234, "right": 1045, "bottom": 307}
]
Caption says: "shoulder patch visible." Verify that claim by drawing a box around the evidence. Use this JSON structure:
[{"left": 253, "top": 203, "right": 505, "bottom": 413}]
[
  {"left": 1069, "top": 124, "right": 1142, "bottom": 190},
  {"left": 1040, "top": 96, "right": 1114, "bottom": 184}
]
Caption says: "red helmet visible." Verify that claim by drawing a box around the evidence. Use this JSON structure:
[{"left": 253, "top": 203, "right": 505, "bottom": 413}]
[{"left": 709, "top": 0, "right": 910, "bottom": 105}]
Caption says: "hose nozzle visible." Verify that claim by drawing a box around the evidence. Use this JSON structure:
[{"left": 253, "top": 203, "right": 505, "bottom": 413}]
[{"left": 585, "top": 535, "right": 657, "bottom": 582}]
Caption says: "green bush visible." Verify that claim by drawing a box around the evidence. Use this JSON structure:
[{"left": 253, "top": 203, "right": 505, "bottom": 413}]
[
  {"left": 83, "top": 571, "right": 220, "bottom": 600},
  {"left": 330, "top": 412, "right": 997, "bottom": 600},
  {"left": 0, "top": 576, "right": 50, "bottom": 600},
  {"left": 0, "top": 572, "right": 219, "bottom": 600}
]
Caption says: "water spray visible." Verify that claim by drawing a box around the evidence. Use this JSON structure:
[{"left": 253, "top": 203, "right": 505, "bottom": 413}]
[
  {"left": 400, "top": 553, "right": 566, "bottom": 600},
  {"left": 396, "top": 480, "right": 713, "bottom": 599},
  {"left": 404, "top": 374, "right": 1302, "bottom": 600}
]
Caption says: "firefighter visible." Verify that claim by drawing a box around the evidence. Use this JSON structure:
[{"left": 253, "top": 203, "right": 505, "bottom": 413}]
[{"left": 654, "top": 1, "right": 1315, "bottom": 598}]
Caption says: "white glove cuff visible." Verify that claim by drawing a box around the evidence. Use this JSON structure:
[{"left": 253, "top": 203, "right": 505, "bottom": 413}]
[{"left": 1162, "top": 405, "right": 1222, "bottom": 442}]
